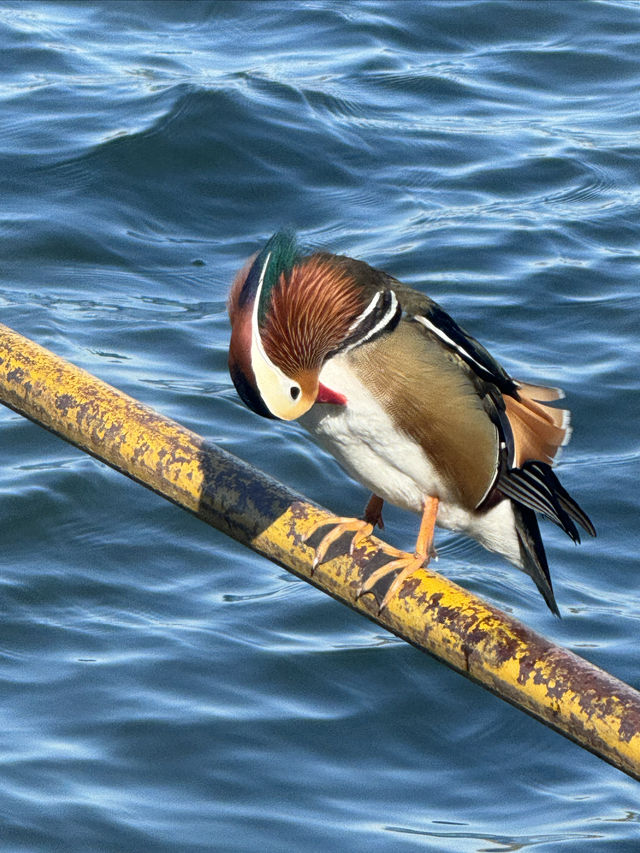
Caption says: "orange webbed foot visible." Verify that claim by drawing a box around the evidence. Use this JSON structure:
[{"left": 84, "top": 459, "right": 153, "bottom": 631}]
[
  {"left": 357, "top": 552, "right": 427, "bottom": 612},
  {"left": 303, "top": 516, "right": 374, "bottom": 570},
  {"left": 302, "top": 495, "right": 386, "bottom": 571},
  {"left": 357, "top": 496, "right": 439, "bottom": 613}
]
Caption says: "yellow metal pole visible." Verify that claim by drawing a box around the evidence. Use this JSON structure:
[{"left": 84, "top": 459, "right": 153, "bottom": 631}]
[{"left": 0, "top": 321, "right": 638, "bottom": 780}]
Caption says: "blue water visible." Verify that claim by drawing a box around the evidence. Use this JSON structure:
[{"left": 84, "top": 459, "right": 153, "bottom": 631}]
[{"left": 1, "top": 0, "right": 639, "bottom": 849}]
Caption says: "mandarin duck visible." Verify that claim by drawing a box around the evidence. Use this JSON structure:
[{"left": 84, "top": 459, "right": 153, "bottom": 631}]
[{"left": 227, "top": 231, "right": 595, "bottom": 615}]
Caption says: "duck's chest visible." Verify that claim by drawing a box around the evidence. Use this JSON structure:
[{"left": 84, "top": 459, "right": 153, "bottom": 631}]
[{"left": 298, "top": 358, "right": 452, "bottom": 513}]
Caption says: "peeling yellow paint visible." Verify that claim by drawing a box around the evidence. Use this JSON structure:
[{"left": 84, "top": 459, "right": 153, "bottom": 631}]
[{"left": 0, "top": 321, "right": 639, "bottom": 781}]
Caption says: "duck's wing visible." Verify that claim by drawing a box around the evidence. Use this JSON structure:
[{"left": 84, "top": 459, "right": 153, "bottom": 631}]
[
  {"left": 395, "top": 283, "right": 574, "bottom": 468},
  {"left": 392, "top": 283, "right": 518, "bottom": 394}
]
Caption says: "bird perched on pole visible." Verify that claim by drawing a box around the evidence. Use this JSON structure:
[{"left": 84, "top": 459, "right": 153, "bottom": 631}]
[{"left": 227, "top": 230, "right": 595, "bottom": 615}]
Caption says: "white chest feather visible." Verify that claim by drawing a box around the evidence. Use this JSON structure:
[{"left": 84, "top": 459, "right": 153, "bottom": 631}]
[
  {"left": 298, "top": 358, "right": 452, "bottom": 513},
  {"left": 298, "top": 357, "right": 523, "bottom": 569}
]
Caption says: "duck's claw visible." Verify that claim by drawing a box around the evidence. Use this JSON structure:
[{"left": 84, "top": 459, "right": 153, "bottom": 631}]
[
  {"left": 348, "top": 521, "right": 375, "bottom": 555},
  {"left": 303, "top": 516, "right": 375, "bottom": 571},
  {"left": 357, "top": 495, "right": 439, "bottom": 613},
  {"left": 302, "top": 494, "right": 387, "bottom": 572},
  {"left": 356, "top": 553, "right": 426, "bottom": 613},
  {"left": 304, "top": 495, "right": 439, "bottom": 613}
]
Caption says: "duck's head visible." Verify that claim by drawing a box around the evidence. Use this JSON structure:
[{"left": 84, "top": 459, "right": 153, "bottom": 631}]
[{"left": 227, "top": 231, "right": 401, "bottom": 420}]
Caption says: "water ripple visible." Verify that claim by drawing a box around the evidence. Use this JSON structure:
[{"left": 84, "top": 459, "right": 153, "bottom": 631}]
[{"left": 1, "top": 1, "right": 640, "bottom": 850}]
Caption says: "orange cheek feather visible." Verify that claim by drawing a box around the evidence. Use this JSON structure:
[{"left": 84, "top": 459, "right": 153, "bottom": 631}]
[{"left": 317, "top": 383, "right": 347, "bottom": 406}]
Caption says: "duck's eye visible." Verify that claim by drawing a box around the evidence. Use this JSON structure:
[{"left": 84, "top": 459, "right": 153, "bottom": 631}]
[{"left": 290, "top": 386, "right": 300, "bottom": 400}]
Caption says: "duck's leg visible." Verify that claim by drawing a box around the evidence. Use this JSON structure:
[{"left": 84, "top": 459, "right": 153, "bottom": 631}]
[
  {"left": 358, "top": 495, "right": 439, "bottom": 612},
  {"left": 360, "top": 493, "right": 385, "bottom": 534},
  {"left": 303, "top": 494, "right": 390, "bottom": 571}
]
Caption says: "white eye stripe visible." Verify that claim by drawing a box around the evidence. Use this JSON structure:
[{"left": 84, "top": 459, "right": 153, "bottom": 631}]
[
  {"left": 250, "top": 251, "right": 310, "bottom": 419},
  {"left": 252, "top": 251, "right": 284, "bottom": 373},
  {"left": 252, "top": 250, "right": 271, "bottom": 358},
  {"left": 251, "top": 250, "right": 295, "bottom": 383}
]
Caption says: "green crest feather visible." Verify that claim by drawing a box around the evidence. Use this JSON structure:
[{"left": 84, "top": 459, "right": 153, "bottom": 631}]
[{"left": 257, "top": 230, "right": 300, "bottom": 326}]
